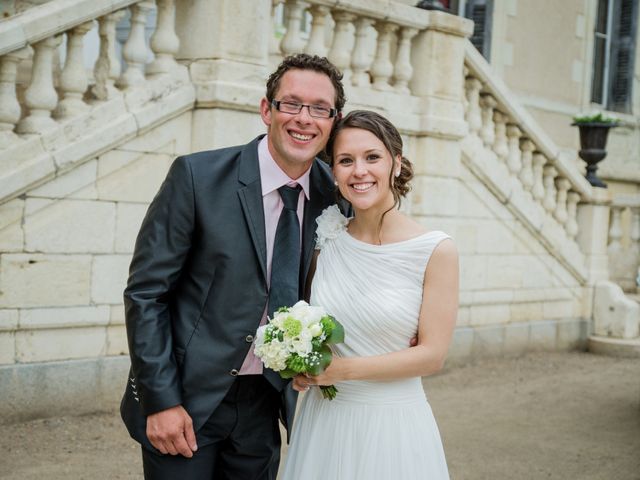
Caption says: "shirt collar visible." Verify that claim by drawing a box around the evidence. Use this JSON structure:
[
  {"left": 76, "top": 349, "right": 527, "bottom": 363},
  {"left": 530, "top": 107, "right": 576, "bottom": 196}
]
[{"left": 258, "top": 136, "right": 311, "bottom": 200}]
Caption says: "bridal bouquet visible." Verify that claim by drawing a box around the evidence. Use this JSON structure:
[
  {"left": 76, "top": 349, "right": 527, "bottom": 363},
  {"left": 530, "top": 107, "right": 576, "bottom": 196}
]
[{"left": 254, "top": 300, "right": 344, "bottom": 400}]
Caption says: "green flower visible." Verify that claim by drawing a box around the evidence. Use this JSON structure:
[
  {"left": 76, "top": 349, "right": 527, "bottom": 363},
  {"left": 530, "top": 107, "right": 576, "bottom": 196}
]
[{"left": 282, "top": 316, "right": 302, "bottom": 337}]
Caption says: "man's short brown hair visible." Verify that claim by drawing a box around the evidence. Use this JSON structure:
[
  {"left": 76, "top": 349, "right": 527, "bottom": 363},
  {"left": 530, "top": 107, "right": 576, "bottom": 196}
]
[{"left": 266, "top": 54, "right": 346, "bottom": 113}]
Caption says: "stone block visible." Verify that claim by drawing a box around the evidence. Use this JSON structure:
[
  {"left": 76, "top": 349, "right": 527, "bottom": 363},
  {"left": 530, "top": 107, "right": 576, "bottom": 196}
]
[
  {"left": 454, "top": 223, "right": 477, "bottom": 254},
  {"left": 543, "top": 299, "right": 577, "bottom": 320},
  {"left": 469, "top": 303, "right": 512, "bottom": 326},
  {"left": 411, "top": 176, "right": 460, "bottom": 217},
  {"left": 456, "top": 184, "right": 495, "bottom": 220},
  {"left": 123, "top": 111, "right": 192, "bottom": 156},
  {"left": 96, "top": 152, "right": 173, "bottom": 203},
  {"left": 458, "top": 255, "right": 487, "bottom": 291},
  {"left": 110, "top": 304, "right": 125, "bottom": 325},
  {"left": 520, "top": 257, "right": 553, "bottom": 288},
  {"left": 472, "top": 289, "right": 514, "bottom": 305},
  {"left": 106, "top": 324, "right": 129, "bottom": 356},
  {"left": 0, "top": 254, "right": 92, "bottom": 307},
  {"left": 446, "top": 327, "right": 474, "bottom": 365},
  {"left": 24, "top": 199, "right": 116, "bottom": 253},
  {"left": 472, "top": 325, "right": 504, "bottom": 357},
  {"left": 15, "top": 326, "right": 107, "bottom": 363},
  {"left": 557, "top": 319, "right": 588, "bottom": 350},
  {"left": 456, "top": 306, "right": 470, "bottom": 326},
  {"left": 0, "top": 136, "right": 55, "bottom": 202},
  {"left": 191, "top": 109, "right": 264, "bottom": 152},
  {"left": 503, "top": 322, "right": 530, "bottom": 355},
  {"left": 91, "top": 255, "right": 131, "bottom": 305},
  {"left": 130, "top": 82, "right": 196, "bottom": 137},
  {"left": 19, "top": 306, "right": 110, "bottom": 329},
  {"left": 0, "top": 331, "right": 15, "bottom": 364},
  {"left": 412, "top": 137, "right": 461, "bottom": 177},
  {"left": 510, "top": 302, "right": 543, "bottom": 322},
  {"left": 486, "top": 255, "right": 523, "bottom": 289},
  {"left": 0, "top": 309, "right": 19, "bottom": 331},
  {"left": 0, "top": 356, "right": 130, "bottom": 423},
  {"left": 0, "top": 198, "right": 24, "bottom": 252},
  {"left": 27, "top": 160, "right": 98, "bottom": 200},
  {"left": 115, "top": 203, "right": 148, "bottom": 253},
  {"left": 593, "top": 281, "right": 640, "bottom": 339},
  {"left": 529, "top": 320, "right": 558, "bottom": 351},
  {"left": 475, "top": 220, "right": 515, "bottom": 254}
]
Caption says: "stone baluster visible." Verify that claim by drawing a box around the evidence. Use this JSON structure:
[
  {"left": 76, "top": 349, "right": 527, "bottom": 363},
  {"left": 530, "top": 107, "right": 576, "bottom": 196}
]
[
  {"left": 465, "top": 77, "right": 482, "bottom": 136},
  {"left": 118, "top": 2, "right": 154, "bottom": 88},
  {"left": 270, "top": 0, "right": 285, "bottom": 56},
  {"left": 480, "top": 94, "right": 496, "bottom": 147},
  {"left": 351, "top": 17, "right": 374, "bottom": 87},
  {"left": 393, "top": 27, "right": 418, "bottom": 94},
  {"left": 506, "top": 125, "right": 522, "bottom": 176},
  {"left": 542, "top": 165, "right": 558, "bottom": 214},
  {"left": 148, "top": 0, "right": 179, "bottom": 75},
  {"left": 566, "top": 191, "right": 580, "bottom": 239},
  {"left": 305, "top": 5, "right": 330, "bottom": 56},
  {"left": 531, "top": 153, "right": 546, "bottom": 202},
  {"left": 327, "top": 11, "right": 355, "bottom": 82},
  {"left": 492, "top": 111, "right": 508, "bottom": 162},
  {"left": 554, "top": 177, "right": 571, "bottom": 226},
  {"left": 93, "top": 10, "right": 126, "bottom": 100},
  {"left": 608, "top": 206, "right": 623, "bottom": 251},
  {"left": 55, "top": 22, "right": 93, "bottom": 119},
  {"left": 631, "top": 207, "right": 640, "bottom": 253},
  {"left": 371, "top": 22, "right": 398, "bottom": 91},
  {"left": 0, "top": 48, "right": 29, "bottom": 143},
  {"left": 519, "top": 139, "right": 535, "bottom": 192},
  {"left": 280, "top": 0, "right": 308, "bottom": 56},
  {"left": 17, "top": 35, "right": 62, "bottom": 134}
]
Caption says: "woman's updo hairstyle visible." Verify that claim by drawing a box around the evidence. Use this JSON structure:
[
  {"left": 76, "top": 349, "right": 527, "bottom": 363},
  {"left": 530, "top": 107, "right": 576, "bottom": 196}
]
[{"left": 326, "top": 110, "right": 413, "bottom": 208}]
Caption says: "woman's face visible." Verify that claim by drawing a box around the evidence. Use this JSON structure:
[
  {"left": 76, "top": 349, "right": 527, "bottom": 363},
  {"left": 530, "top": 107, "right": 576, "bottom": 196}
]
[{"left": 332, "top": 127, "right": 400, "bottom": 213}]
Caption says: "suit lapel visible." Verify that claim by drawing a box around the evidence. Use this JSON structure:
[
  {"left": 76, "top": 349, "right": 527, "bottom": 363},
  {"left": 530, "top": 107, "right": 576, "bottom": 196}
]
[{"left": 238, "top": 137, "right": 268, "bottom": 284}]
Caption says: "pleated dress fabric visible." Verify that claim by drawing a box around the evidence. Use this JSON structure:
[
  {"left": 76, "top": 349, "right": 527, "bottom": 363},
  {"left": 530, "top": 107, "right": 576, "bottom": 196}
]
[{"left": 280, "top": 209, "right": 451, "bottom": 480}]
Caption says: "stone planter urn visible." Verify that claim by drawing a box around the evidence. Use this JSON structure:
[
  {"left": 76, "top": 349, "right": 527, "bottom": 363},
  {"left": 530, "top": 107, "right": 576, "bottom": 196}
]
[{"left": 572, "top": 119, "right": 618, "bottom": 188}]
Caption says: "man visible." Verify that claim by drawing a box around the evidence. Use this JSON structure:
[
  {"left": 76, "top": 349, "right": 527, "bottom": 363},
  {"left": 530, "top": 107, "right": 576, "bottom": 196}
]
[{"left": 121, "top": 54, "right": 346, "bottom": 479}]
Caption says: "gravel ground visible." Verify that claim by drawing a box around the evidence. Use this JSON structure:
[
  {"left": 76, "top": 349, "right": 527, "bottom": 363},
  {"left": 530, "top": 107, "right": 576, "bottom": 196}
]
[{"left": 1, "top": 352, "right": 639, "bottom": 480}]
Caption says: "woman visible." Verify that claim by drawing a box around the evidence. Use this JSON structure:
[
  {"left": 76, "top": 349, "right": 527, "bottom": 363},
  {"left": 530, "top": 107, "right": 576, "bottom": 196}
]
[{"left": 280, "top": 110, "right": 459, "bottom": 479}]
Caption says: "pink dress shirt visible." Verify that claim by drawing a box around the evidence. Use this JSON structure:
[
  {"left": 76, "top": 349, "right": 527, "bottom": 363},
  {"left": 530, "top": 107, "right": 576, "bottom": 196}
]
[{"left": 239, "top": 136, "right": 311, "bottom": 374}]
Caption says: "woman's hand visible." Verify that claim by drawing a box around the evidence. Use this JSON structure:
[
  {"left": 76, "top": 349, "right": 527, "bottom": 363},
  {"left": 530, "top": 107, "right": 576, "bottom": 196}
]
[
  {"left": 307, "top": 357, "right": 347, "bottom": 387},
  {"left": 292, "top": 374, "right": 311, "bottom": 393}
]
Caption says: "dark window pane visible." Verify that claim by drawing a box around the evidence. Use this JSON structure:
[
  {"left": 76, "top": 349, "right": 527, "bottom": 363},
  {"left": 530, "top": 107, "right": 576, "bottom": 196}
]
[
  {"left": 591, "top": 38, "right": 607, "bottom": 104},
  {"left": 607, "top": 0, "right": 638, "bottom": 113},
  {"left": 596, "top": 0, "right": 609, "bottom": 33}
]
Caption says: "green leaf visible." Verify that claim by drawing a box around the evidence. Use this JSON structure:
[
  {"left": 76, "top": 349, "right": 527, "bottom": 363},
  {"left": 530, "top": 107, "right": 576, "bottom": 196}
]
[
  {"left": 308, "top": 346, "right": 333, "bottom": 376},
  {"left": 326, "top": 318, "right": 344, "bottom": 344},
  {"left": 279, "top": 368, "right": 298, "bottom": 379}
]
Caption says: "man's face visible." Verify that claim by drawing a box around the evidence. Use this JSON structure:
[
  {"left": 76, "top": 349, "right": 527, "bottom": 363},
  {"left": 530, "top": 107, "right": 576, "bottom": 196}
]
[{"left": 260, "top": 69, "right": 337, "bottom": 179}]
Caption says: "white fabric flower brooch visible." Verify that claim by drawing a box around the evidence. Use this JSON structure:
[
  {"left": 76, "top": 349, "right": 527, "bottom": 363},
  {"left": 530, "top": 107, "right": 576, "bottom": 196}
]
[{"left": 315, "top": 205, "right": 348, "bottom": 249}]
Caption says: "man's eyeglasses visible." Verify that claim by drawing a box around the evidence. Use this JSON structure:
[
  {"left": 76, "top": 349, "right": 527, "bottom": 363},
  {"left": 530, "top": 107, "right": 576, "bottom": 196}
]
[{"left": 271, "top": 100, "right": 337, "bottom": 119}]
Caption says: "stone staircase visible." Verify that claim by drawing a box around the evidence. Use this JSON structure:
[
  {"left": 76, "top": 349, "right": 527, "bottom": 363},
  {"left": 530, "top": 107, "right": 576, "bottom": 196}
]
[{"left": 0, "top": 0, "right": 638, "bottom": 422}]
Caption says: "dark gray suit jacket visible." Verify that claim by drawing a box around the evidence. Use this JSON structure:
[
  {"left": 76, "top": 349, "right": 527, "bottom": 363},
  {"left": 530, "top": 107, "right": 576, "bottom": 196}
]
[{"left": 120, "top": 135, "right": 337, "bottom": 451}]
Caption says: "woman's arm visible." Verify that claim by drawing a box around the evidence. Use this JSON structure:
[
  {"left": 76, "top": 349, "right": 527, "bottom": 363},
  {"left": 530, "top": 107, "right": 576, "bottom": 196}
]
[{"left": 302, "top": 238, "right": 459, "bottom": 388}]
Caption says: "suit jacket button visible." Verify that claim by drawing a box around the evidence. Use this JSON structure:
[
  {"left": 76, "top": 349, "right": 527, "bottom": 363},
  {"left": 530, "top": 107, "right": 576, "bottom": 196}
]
[
  {"left": 245, "top": 335, "right": 254, "bottom": 343},
  {"left": 230, "top": 369, "right": 239, "bottom": 376}
]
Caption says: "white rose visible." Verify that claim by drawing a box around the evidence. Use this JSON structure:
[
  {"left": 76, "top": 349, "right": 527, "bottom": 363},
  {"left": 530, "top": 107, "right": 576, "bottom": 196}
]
[
  {"left": 254, "top": 325, "right": 267, "bottom": 347},
  {"left": 291, "top": 337, "right": 313, "bottom": 356},
  {"left": 309, "top": 323, "right": 323, "bottom": 337}
]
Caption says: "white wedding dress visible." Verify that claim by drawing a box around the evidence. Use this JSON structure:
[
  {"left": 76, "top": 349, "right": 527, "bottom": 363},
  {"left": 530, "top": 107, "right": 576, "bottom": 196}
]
[{"left": 280, "top": 206, "right": 451, "bottom": 480}]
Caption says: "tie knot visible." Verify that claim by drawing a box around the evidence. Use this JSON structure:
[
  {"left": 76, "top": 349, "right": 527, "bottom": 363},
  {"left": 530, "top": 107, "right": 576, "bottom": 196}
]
[{"left": 278, "top": 184, "right": 301, "bottom": 211}]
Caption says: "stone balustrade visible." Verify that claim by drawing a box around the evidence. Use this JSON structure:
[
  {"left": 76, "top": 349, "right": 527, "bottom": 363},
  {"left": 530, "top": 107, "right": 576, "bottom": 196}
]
[
  {"left": 0, "top": 0, "right": 193, "bottom": 203},
  {"left": 462, "top": 44, "right": 595, "bottom": 281},
  {"left": 608, "top": 195, "right": 640, "bottom": 293},
  {"left": 271, "top": 0, "right": 425, "bottom": 94}
]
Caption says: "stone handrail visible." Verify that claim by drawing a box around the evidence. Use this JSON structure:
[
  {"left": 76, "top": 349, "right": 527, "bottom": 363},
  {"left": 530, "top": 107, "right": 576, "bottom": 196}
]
[
  {"left": 608, "top": 194, "right": 640, "bottom": 292},
  {"left": 0, "top": 0, "right": 139, "bottom": 56},
  {"left": 462, "top": 42, "right": 594, "bottom": 281},
  {"left": 0, "top": 0, "right": 194, "bottom": 203}
]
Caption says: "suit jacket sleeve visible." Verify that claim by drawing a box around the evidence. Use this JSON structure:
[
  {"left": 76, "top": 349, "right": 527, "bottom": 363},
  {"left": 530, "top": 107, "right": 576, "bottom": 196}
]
[{"left": 123, "top": 156, "right": 195, "bottom": 416}]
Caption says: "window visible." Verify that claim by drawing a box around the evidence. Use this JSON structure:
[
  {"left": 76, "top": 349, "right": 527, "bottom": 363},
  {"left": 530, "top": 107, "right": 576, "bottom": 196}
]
[
  {"left": 449, "top": 0, "right": 493, "bottom": 60},
  {"left": 591, "top": 0, "right": 638, "bottom": 113}
]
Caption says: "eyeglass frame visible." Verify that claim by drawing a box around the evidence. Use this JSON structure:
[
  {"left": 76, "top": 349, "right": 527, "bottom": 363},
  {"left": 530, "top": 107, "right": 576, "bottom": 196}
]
[{"left": 270, "top": 100, "right": 338, "bottom": 119}]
